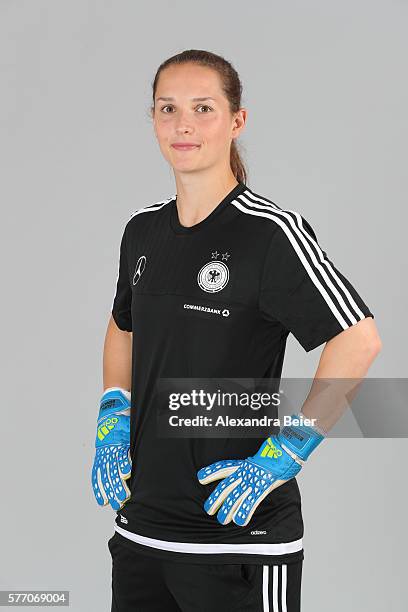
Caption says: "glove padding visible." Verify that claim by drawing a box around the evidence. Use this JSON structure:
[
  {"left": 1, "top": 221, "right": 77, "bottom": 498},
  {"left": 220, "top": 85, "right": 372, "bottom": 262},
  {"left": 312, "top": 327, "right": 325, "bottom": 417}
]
[
  {"left": 197, "top": 414, "right": 325, "bottom": 526},
  {"left": 91, "top": 387, "right": 132, "bottom": 511}
]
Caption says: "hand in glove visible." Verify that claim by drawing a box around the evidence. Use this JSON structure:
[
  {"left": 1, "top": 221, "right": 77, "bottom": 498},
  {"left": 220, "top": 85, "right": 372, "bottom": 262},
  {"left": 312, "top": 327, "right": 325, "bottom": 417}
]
[
  {"left": 91, "top": 387, "right": 132, "bottom": 511},
  {"left": 197, "top": 413, "right": 325, "bottom": 526}
]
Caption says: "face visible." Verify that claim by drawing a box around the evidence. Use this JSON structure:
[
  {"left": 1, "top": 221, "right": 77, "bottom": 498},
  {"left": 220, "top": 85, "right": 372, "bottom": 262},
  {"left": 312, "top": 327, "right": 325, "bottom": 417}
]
[{"left": 152, "top": 63, "right": 246, "bottom": 175}]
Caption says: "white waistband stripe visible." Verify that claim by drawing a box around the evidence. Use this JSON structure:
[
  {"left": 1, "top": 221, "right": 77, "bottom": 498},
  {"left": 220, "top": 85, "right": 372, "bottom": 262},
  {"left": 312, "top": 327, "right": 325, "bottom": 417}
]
[{"left": 114, "top": 525, "right": 303, "bottom": 556}]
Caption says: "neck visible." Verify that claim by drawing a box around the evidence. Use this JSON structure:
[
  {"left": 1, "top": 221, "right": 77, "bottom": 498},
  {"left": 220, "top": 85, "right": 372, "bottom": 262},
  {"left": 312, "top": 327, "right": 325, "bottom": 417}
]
[{"left": 174, "top": 172, "right": 239, "bottom": 228}]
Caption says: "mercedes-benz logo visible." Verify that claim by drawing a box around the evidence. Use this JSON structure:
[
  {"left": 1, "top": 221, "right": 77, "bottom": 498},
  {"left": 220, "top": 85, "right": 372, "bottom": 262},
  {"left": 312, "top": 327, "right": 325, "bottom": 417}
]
[{"left": 133, "top": 255, "right": 146, "bottom": 285}]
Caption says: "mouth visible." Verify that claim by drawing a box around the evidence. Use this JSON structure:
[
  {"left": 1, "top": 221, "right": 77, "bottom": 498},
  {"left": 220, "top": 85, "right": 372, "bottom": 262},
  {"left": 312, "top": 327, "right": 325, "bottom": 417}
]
[{"left": 171, "top": 144, "right": 201, "bottom": 151}]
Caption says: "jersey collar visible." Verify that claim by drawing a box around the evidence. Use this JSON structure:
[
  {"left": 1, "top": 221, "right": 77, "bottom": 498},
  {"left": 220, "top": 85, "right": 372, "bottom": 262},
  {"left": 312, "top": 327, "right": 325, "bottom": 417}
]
[{"left": 170, "top": 181, "right": 247, "bottom": 235}]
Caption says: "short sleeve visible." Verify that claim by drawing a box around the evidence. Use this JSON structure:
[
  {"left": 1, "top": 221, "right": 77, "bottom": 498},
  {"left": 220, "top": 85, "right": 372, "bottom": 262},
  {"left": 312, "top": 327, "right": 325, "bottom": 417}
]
[
  {"left": 259, "top": 213, "right": 374, "bottom": 352},
  {"left": 111, "top": 224, "right": 132, "bottom": 332}
]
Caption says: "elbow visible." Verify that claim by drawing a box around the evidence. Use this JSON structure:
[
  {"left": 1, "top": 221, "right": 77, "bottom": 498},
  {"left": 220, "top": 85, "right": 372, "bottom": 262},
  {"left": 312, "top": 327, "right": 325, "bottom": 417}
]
[
  {"left": 356, "top": 317, "right": 383, "bottom": 358},
  {"left": 348, "top": 334, "right": 382, "bottom": 373},
  {"left": 364, "top": 335, "right": 382, "bottom": 360}
]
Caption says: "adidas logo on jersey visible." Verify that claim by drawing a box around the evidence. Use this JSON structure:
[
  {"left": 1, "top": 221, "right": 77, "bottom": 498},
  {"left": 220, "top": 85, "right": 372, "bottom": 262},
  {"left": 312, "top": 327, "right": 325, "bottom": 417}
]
[
  {"left": 119, "top": 514, "right": 128, "bottom": 524},
  {"left": 250, "top": 530, "right": 267, "bottom": 535}
]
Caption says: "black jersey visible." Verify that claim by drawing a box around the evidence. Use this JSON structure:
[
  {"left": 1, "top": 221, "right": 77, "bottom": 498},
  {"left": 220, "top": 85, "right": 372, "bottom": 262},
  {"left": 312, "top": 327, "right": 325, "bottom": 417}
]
[{"left": 110, "top": 180, "right": 374, "bottom": 565}]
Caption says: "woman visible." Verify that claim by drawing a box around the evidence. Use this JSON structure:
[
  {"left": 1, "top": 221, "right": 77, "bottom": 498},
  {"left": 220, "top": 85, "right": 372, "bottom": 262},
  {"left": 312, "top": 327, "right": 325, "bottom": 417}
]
[{"left": 92, "top": 49, "right": 381, "bottom": 611}]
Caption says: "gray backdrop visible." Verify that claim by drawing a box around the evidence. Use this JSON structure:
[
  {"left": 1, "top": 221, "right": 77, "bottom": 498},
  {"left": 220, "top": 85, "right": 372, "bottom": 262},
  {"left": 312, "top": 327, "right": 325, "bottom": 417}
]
[{"left": 0, "top": 1, "right": 406, "bottom": 610}]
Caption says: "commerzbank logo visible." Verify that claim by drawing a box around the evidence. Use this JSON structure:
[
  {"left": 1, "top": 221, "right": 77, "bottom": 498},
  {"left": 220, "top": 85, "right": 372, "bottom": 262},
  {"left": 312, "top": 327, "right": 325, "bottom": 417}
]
[{"left": 183, "top": 303, "right": 230, "bottom": 317}]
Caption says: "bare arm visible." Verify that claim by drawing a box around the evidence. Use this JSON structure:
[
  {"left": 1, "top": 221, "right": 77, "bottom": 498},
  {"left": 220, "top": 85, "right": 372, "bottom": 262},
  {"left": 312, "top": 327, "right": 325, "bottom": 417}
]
[
  {"left": 301, "top": 316, "right": 382, "bottom": 433},
  {"left": 103, "top": 315, "right": 132, "bottom": 393}
]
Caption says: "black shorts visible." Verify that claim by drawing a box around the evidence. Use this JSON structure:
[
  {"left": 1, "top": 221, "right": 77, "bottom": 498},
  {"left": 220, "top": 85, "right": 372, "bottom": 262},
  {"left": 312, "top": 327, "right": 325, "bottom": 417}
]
[{"left": 108, "top": 532, "right": 303, "bottom": 612}]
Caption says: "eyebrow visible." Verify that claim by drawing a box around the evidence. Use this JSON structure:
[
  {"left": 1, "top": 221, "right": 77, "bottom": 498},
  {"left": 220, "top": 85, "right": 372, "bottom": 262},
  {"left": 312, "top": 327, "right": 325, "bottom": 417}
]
[{"left": 156, "top": 97, "right": 216, "bottom": 102}]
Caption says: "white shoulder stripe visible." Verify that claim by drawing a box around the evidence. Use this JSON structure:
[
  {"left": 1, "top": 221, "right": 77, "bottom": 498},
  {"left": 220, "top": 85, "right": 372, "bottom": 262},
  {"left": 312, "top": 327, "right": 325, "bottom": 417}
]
[
  {"left": 129, "top": 194, "right": 175, "bottom": 221},
  {"left": 233, "top": 191, "right": 366, "bottom": 329}
]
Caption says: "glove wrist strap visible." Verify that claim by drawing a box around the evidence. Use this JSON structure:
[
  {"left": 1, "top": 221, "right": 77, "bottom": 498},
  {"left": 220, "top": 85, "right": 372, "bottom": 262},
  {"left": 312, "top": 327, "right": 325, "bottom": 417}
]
[
  {"left": 103, "top": 387, "right": 131, "bottom": 402},
  {"left": 278, "top": 412, "right": 326, "bottom": 462}
]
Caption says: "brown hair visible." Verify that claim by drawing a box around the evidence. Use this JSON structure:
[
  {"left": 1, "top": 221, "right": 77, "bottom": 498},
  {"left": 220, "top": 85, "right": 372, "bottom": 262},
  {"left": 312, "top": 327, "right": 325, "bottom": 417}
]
[{"left": 150, "top": 49, "right": 248, "bottom": 184}]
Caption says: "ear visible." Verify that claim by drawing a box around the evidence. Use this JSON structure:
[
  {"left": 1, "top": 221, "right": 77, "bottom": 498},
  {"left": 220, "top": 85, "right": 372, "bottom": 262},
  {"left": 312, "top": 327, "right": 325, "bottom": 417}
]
[{"left": 231, "top": 108, "right": 247, "bottom": 139}]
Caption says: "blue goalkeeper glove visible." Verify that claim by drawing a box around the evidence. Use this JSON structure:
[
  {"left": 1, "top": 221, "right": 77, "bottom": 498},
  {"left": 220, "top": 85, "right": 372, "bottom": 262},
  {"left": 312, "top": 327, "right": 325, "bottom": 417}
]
[
  {"left": 197, "top": 413, "right": 326, "bottom": 526},
  {"left": 91, "top": 387, "right": 132, "bottom": 511}
]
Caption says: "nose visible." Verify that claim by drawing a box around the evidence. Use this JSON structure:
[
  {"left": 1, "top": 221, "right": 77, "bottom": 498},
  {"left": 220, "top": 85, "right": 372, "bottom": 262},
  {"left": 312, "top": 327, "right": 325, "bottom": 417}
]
[
  {"left": 174, "top": 110, "right": 195, "bottom": 134},
  {"left": 175, "top": 124, "right": 194, "bottom": 135}
]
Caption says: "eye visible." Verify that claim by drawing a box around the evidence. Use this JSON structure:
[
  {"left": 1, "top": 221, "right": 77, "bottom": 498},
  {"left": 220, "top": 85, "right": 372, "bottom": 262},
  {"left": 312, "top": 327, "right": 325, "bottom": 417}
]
[
  {"left": 196, "top": 105, "right": 213, "bottom": 113},
  {"left": 160, "top": 105, "right": 174, "bottom": 113},
  {"left": 159, "top": 104, "right": 213, "bottom": 113}
]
